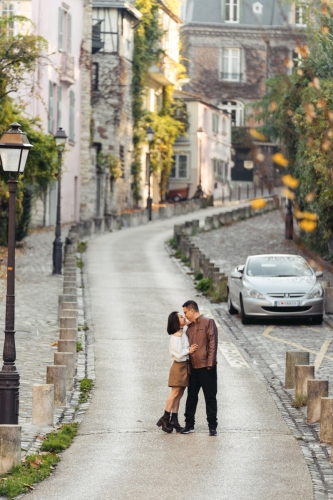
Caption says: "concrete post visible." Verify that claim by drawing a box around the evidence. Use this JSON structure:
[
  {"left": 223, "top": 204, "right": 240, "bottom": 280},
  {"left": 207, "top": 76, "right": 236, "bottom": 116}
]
[
  {"left": 59, "top": 328, "right": 77, "bottom": 341},
  {"left": 294, "top": 365, "right": 314, "bottom": 398},
  {"left": 32, "top": 384, "right": 54, "bottom": 427},
  {"left": 62, "top": 309, "right": 78, "bottom": 318},
  {"left": 46, "top": 365, "right": 67, "bottom": 407},
  {"left": 0, "top": 425, "right": 21, "bottom": 474},
  {"left": 63, "top": 287, "right": 77, "bottom": 295},
  {"left": 320, "top": 398, "right": 333, "bottom": 443},
  {"left": 325, "top": 288, "right": 333, "bottom": 314},
  {"left": 60, "top": 317, "right": 77, "bottom": 330},
  {"left": 285, "top": 351, "right": 310, "bottom": 389},
  {"left": 307, "top": 380, "right": 328, "bottom": 423},
  {"left": 58, "top": 339, "right": 77, "bottom": 361},
  {"left": 54, "top": 352, "right": 74, "bottom": 390}
]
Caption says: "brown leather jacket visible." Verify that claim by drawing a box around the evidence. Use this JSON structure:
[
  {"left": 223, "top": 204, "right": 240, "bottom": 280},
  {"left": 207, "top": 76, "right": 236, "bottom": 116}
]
[{"left": 186, "top": 315, "right": 218, "bottom": 369}]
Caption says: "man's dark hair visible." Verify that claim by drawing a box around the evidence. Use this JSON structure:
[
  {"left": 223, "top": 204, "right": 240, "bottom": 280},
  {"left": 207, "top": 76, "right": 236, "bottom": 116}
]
[
  {"left": 167, "top": 312, "right": 181, "bottom": 335},
  {"left": 182, "top": 300, "right": 199, "bottom": 312}
]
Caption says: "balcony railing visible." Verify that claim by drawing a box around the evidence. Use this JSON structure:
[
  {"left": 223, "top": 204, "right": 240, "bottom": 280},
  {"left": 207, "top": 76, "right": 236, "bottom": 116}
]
[
  {"left": 60, "top": 53, "right": 75, "bottom": 84},
  {"left": 221, "top": 72, "right": 242, "bottom": 82}
]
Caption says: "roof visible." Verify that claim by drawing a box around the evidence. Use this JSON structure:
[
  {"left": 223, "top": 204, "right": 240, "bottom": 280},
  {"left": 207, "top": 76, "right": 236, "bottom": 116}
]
[
  {"left": 158, "top": 0, "right": 183, "bottom": 24},
  {"left": 182, "top": 0, "right": 293, "bottom": 28},
  {"left": 173, "top": 89, "right": 229, "bottom": 116},
  {"left": 92, "top": 1, "right": 142, "bottom": 19}
]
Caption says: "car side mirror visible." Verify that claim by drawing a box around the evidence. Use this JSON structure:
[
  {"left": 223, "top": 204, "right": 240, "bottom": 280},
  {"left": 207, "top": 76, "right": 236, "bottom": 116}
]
[
  {"left": 230, "top": 271, "right": 242, "bottom": 279},
  {"left": 236, "top": 265, "right": 245, "bottom": 274},
  {"left": 316, "top": 271, "right": 323, "bottom": 278}
]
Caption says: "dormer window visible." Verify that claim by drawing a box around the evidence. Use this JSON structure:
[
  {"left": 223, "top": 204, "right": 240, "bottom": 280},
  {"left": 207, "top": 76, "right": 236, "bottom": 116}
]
[{"left": 225, "top": 0, "right": 240, "bottom": 23}]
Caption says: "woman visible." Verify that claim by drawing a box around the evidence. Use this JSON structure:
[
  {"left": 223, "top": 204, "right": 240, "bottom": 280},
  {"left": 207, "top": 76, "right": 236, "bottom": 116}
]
[{"left": 157, "top": 311, "right": 198, "bottom": 433}]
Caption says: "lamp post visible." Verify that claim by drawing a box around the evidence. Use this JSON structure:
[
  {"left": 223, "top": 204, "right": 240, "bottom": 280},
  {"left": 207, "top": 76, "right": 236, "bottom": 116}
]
[
  {"left": 197, "top": 127, "right": 204, "bottom": 196},
  {"left": 0, "top": 123, "right": 33, "bottom": 424},
  {"left": 53, "top": 128, "right": 67, "bottom": 275},
  {"left": 285, "top": 198, "right": 293, "bottom": 240},
  {"left": 146, "top": 126, "right": 154, "bottom": 222}
]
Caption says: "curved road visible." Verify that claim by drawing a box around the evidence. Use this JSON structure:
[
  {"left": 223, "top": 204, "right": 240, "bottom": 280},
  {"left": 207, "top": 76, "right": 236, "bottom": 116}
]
[{"left": 29, "top": 209, "right": 313, "bottom": 499}]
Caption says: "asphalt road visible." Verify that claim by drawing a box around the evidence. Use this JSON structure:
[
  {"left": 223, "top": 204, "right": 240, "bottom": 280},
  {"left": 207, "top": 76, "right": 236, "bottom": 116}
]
[{"left": 28, "top": 207, "right": 313, "bottom": 500}]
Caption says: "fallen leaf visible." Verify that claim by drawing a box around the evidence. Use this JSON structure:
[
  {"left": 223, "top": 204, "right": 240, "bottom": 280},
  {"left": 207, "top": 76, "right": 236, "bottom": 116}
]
[
  {"left": 249, "top": 128, "right": 266, "bottom": 141},
  {"left": 273, "top": 153, "right": 289, "bottom": 167},
  {"left": 251, "top": 198, "right": 267, "bottom": 210},
  {"left": 299, "top": 220, "right": 317, "bottom": 232},
  {"left": 23, "top": 484, "right": 35, "bottom": 490},
  {"left": 51, "top": 342, "right": 58, "bottom": 346},
  {"left": 282, "top": 174, "right": 299, "bottom": 189}
]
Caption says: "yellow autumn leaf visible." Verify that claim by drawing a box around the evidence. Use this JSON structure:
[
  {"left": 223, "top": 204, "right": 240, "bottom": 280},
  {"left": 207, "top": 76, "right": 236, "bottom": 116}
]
[
  {"left": 322, "top": 25, "right": 329, "bottom": 35},
  {"left": 251, "top": 198, "right": 267, "bottom": 210},
  {"left": 313, "top": 77, "right": 320, "bottom": 90},
  {"left": 284, "top": 57, "right": 294, "bottom": 69},
  {"left": 281, "top": 174, "right": 299, "bottom": 189},
  {"left": 269, "top": 101, "right": 278, "bottom": 112},
  {"left": 299, "top": 220, "right": 317, "bottom": 232},
  {"left": 273, "top": 153, "right": 289, "bottom": 167},
  {"left": 302, "top": 211, "right": 318, "bottom": 221},
  {"left": 297, "top": 68, "right": 304, "bottom": 76},
  {"left": 249, "top": 128, "right": 266, "bottom": 141},
  {"left": 282, "top": 188, "right": 296, "bottom": 200},
  {"left": 305, "top": 191, "right": 315, "bottom": 202},
  {"left": 322, "top": 139, "right": 331, "bottom": 151}
]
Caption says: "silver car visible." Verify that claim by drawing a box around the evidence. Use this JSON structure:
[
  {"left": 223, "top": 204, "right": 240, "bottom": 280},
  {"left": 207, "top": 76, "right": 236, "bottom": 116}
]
[{"left": 227, "top": 254, "right": 324, "bottom": 325}]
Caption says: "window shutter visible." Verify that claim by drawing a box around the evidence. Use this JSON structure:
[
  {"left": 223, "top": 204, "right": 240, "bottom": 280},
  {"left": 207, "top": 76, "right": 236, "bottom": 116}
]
[
  {"left": 57, "top": 86, "right": 62, "bottom": 129},
  {"left": 67, "top": 13, "right": 72, "bottom": 54},
  {"left": 69, "top": 90, "right": 75, "bottom": 141},
  {"left": 58, "top": 7, "right": 64, "bottom": 51},
  {"left": 48, "top": 82, "right": 54, "bottom": 133}
]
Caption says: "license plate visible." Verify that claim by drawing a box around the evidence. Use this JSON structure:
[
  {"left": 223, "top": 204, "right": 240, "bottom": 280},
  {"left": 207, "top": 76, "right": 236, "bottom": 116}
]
[{"left": 275, "top": 300, "right": 301, "bottom": 307}]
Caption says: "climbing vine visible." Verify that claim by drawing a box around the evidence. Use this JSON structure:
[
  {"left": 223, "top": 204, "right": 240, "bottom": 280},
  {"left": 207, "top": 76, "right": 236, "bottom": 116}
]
[{"left": 132, "top": 0, "right": 186, "bottom": 203}]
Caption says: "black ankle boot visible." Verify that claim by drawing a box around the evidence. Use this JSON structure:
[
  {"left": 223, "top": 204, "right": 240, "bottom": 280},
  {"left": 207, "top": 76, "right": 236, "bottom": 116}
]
[
  {"left": 156, "top": 411, "right": 173, "bottom": 433},
  {"left": 170, "top": 414, "right": 184, "bottom": 433}
]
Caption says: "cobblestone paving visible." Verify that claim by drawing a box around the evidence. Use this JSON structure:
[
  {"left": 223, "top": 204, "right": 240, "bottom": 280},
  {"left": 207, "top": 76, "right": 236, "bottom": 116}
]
[{"left": 188, "top": 210, "right": 333, "bottom": 499}]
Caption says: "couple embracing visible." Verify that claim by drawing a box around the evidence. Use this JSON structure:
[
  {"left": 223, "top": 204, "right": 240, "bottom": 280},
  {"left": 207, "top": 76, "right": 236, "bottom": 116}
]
[{"left": 157, "top": 300, "right": 218, "bottom": 436}]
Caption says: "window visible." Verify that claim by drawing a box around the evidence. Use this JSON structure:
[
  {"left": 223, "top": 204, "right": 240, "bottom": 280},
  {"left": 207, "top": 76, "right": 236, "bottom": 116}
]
[
  {"left": 57, "top": 86, "right": 62, "bottom": 129},
  {"left": 253, "top": 2, "right": 263, "bottom": 14},
  {"left": 67, "top": 13, "right": 72, "bottom": 54},
  {"left": 69, "top": 90, "right": 75, "bottom": 141},
  {"left": 225, "top": 0, "right": 240, "bottom": 22},
  {"left": 92, "top": 63, "right": 99, "bottom": 91},
  {"left": 169, "top": 154, "right": 189, "bottom": 179},
  {"left": 48, "top": 82, "right": 54, "bottom": 134},
  {"left": 1, "top": 2, "right": 16, "bottom": 35},
  {"left": 221, "top": 100, "right": 244, "bottom": 126},
  {"left": 212, "top": 114, "right": 219, "bottom": 134},
  {"left": 119, "top": 145, "right": 125, "bottom": 178},
  {"left": 58, "top": 7, "right": 64, "bottom": 51},
  {"left": 58, "top": 8, "right": 72, "bottom": 53},
  {"left": 212, "top": 159, "right": 226, "bottom": 181},
  {"left": 222, "top": 48, "right": 241, "bottom": 81},
  {"left": 295, "top": 5, "right": 306, "bottom": 26}
]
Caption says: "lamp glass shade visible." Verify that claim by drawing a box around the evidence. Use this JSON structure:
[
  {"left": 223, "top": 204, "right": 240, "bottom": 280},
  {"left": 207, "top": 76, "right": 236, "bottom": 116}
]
[
  {"left": 146, "top": 127, "right": 154, "bottom": 143},
  {"left": 54, "top": 128, "right": 68, "bottom": 147},
  {"left": 0, "top": 123, "right": 33, "bottom": 173},
  {"left": 244, "top": 161, "right": 254, "bottom": 170},
  {"left": 197, "top": 127, "right": 204, "bottom": 139}
]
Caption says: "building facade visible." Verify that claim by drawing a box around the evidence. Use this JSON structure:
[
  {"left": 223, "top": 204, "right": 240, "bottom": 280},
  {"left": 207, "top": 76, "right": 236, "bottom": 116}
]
[
  {"left": 169, "top": 90, "right": 232, "bottom": 201},
  {"left": 2, "top": 0, "right": 84, "bottom": 226},
  {"left": 180, "top": 0, "right": 306, "bottom": 185}
]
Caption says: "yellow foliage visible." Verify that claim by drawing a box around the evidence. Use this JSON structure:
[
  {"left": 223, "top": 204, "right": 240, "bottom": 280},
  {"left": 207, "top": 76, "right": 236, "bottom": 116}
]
[
  {"left": 249, "top": 128, "right": 266, "bottom": 141},
  {"left": 281, "top": 174, "right": 299, "bottom": 189},
  {"left": 299, "top": 220, "right": 317, "bottom": 232},
  {"left": 251, "top": 198, "right": 267, "bottom": 210},
  {"left": 282, "top": 188, "right": 296, "bottom": 200},
  {"left": 273, "top": 152, "right": 289, "bottom": 167}
]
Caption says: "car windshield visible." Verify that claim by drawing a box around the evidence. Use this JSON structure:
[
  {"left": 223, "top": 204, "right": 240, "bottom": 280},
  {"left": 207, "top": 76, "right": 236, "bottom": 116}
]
[{"left": 246, "top": 256, "right": 313, "bottom": 278}]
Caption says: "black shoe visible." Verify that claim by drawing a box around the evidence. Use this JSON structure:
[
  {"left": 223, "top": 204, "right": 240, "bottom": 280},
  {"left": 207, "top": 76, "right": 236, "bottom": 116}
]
[
  {"left": 180, "top": 426, "right": 194, "bottom": 434},
  {"left": 209, "top": 428, "right": 217, "bottom": 436}
]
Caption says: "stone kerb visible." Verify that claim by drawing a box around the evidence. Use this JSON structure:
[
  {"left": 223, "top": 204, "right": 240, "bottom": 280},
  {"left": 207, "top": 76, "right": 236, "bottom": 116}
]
[
  {"left": 0, "top": 425, "right": 21, "bottom": 475},
  {"left": 32, "top": 384, "right": 54, "bottom": 427},
  {"left": 46, "top": 365, "right": 67, "bottom": 407}
]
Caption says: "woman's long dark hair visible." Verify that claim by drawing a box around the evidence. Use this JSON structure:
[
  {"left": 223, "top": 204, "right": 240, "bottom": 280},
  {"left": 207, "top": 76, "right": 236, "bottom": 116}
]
[{"left": 167, "top": 311, "right": 180, "bottom": 335}]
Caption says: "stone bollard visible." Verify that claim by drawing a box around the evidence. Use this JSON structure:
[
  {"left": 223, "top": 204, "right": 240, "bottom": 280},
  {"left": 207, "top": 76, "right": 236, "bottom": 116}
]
[
  {"left": 212, "top": 215, "right": 220, "bottom": 229},
  {"left": 59, "top": 328, "right": 77, "bottom": 341},
  {"left": 46, "top": 366, "right": 67, "bottom": 407},
  {"left": 60, "top": 317, "right": 77, "bottom": 330},
  {"left": 307, "top": 380, "right": 329, "bottom": 423},
  {"left": 32, "top": 384, "right": 54, "bottom": 427},
  {"left": 58, "top": 339, "right": 77, "bottom": 361},
  {"left": 0, "top": 425, "right": 21, "bottom": 474},
  {"left": 63, "top": 287, "right": 77, "bottom": 296},
  {"left": 62, "top": 301, "right": 77, "bottom": 311},
  {"left": 320, "top": 398, "right": 333, "bottom": 443},
  {"left": 62, "top": 309, "right": 78, "bottom": 319},
  {"left": 295, "top": 365, "right": 314, "bottom": 399},
  {"left": 325, "top": 288, "right": 333, "bottom": 314},
  {"left": 224, "top": 211, "right": 233, "bottom": 224},
  {"left": 285, "top": 351, "right": 310, "bottom": 389},
  {"left": 54, "top": 352, "right": 74, "bottom": 390},
  {"left": 204, "top": 217, "right": 213, "bottom": 231}
]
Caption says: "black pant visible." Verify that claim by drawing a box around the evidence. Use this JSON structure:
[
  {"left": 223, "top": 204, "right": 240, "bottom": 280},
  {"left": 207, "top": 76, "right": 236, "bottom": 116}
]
[{"left": 184, "top": 366, "right": 217, "bottom": 428}]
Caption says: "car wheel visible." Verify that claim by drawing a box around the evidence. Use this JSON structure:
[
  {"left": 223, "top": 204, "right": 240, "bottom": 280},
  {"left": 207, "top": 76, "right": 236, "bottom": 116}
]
[
  {"left": 311, "top": 315, "right": 323, "bottom": 325},
  {"left": 240, "top": 295, "right": 251, "bottom": 325},
  {"left": 227, "top": 289, "right": 238, "bottom": 315}
]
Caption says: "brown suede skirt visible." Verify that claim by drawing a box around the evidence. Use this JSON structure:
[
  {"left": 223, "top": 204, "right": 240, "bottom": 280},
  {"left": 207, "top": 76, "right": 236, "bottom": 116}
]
[{"left": 168, "top": 361, "right": 190, "bottom": 387}]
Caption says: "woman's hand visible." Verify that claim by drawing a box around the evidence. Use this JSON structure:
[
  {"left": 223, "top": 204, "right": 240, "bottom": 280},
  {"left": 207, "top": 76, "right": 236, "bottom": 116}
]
[{"left": 189, "top": 344, "right": 198, "bottom": 354}]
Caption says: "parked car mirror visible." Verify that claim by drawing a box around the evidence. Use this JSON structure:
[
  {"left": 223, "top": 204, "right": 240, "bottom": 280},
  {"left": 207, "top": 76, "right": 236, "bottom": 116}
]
[
  {"left": 230, "top": 271, "right": 243, "bottom": 279},
  {"left": 236, "top": 265, "right": 245, "bottom": 274},
  {"left": 316, "top": 271, "right": 323, "bottom": 278}
]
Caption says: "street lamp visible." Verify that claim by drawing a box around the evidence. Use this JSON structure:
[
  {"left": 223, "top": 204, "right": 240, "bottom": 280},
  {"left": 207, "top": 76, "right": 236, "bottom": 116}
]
[
  {"left": 285, "top": 198, "right": 294, "bottom": 240},
  {"left": 53, "top": 127, "right": 67, "bottom": 275},
  {"left": 195, "top": 127, "right": 204, "bottom": 197},
  {"left": 146, "top": 126, "right": 154, "bottom": 221},
  {"left": 0, "top": 122, "right": 33, "bottom": 424}
]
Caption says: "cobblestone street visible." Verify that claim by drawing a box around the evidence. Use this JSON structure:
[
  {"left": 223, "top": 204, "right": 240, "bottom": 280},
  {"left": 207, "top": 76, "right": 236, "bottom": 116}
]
[{"left": 188, "top": 210, "right": 333, "bottom": 498}]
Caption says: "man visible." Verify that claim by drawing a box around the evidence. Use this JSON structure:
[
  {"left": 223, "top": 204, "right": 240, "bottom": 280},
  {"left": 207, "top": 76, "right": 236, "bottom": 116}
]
[{"left": 181, "top": 300, "right": 218, "bottom": 436}]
